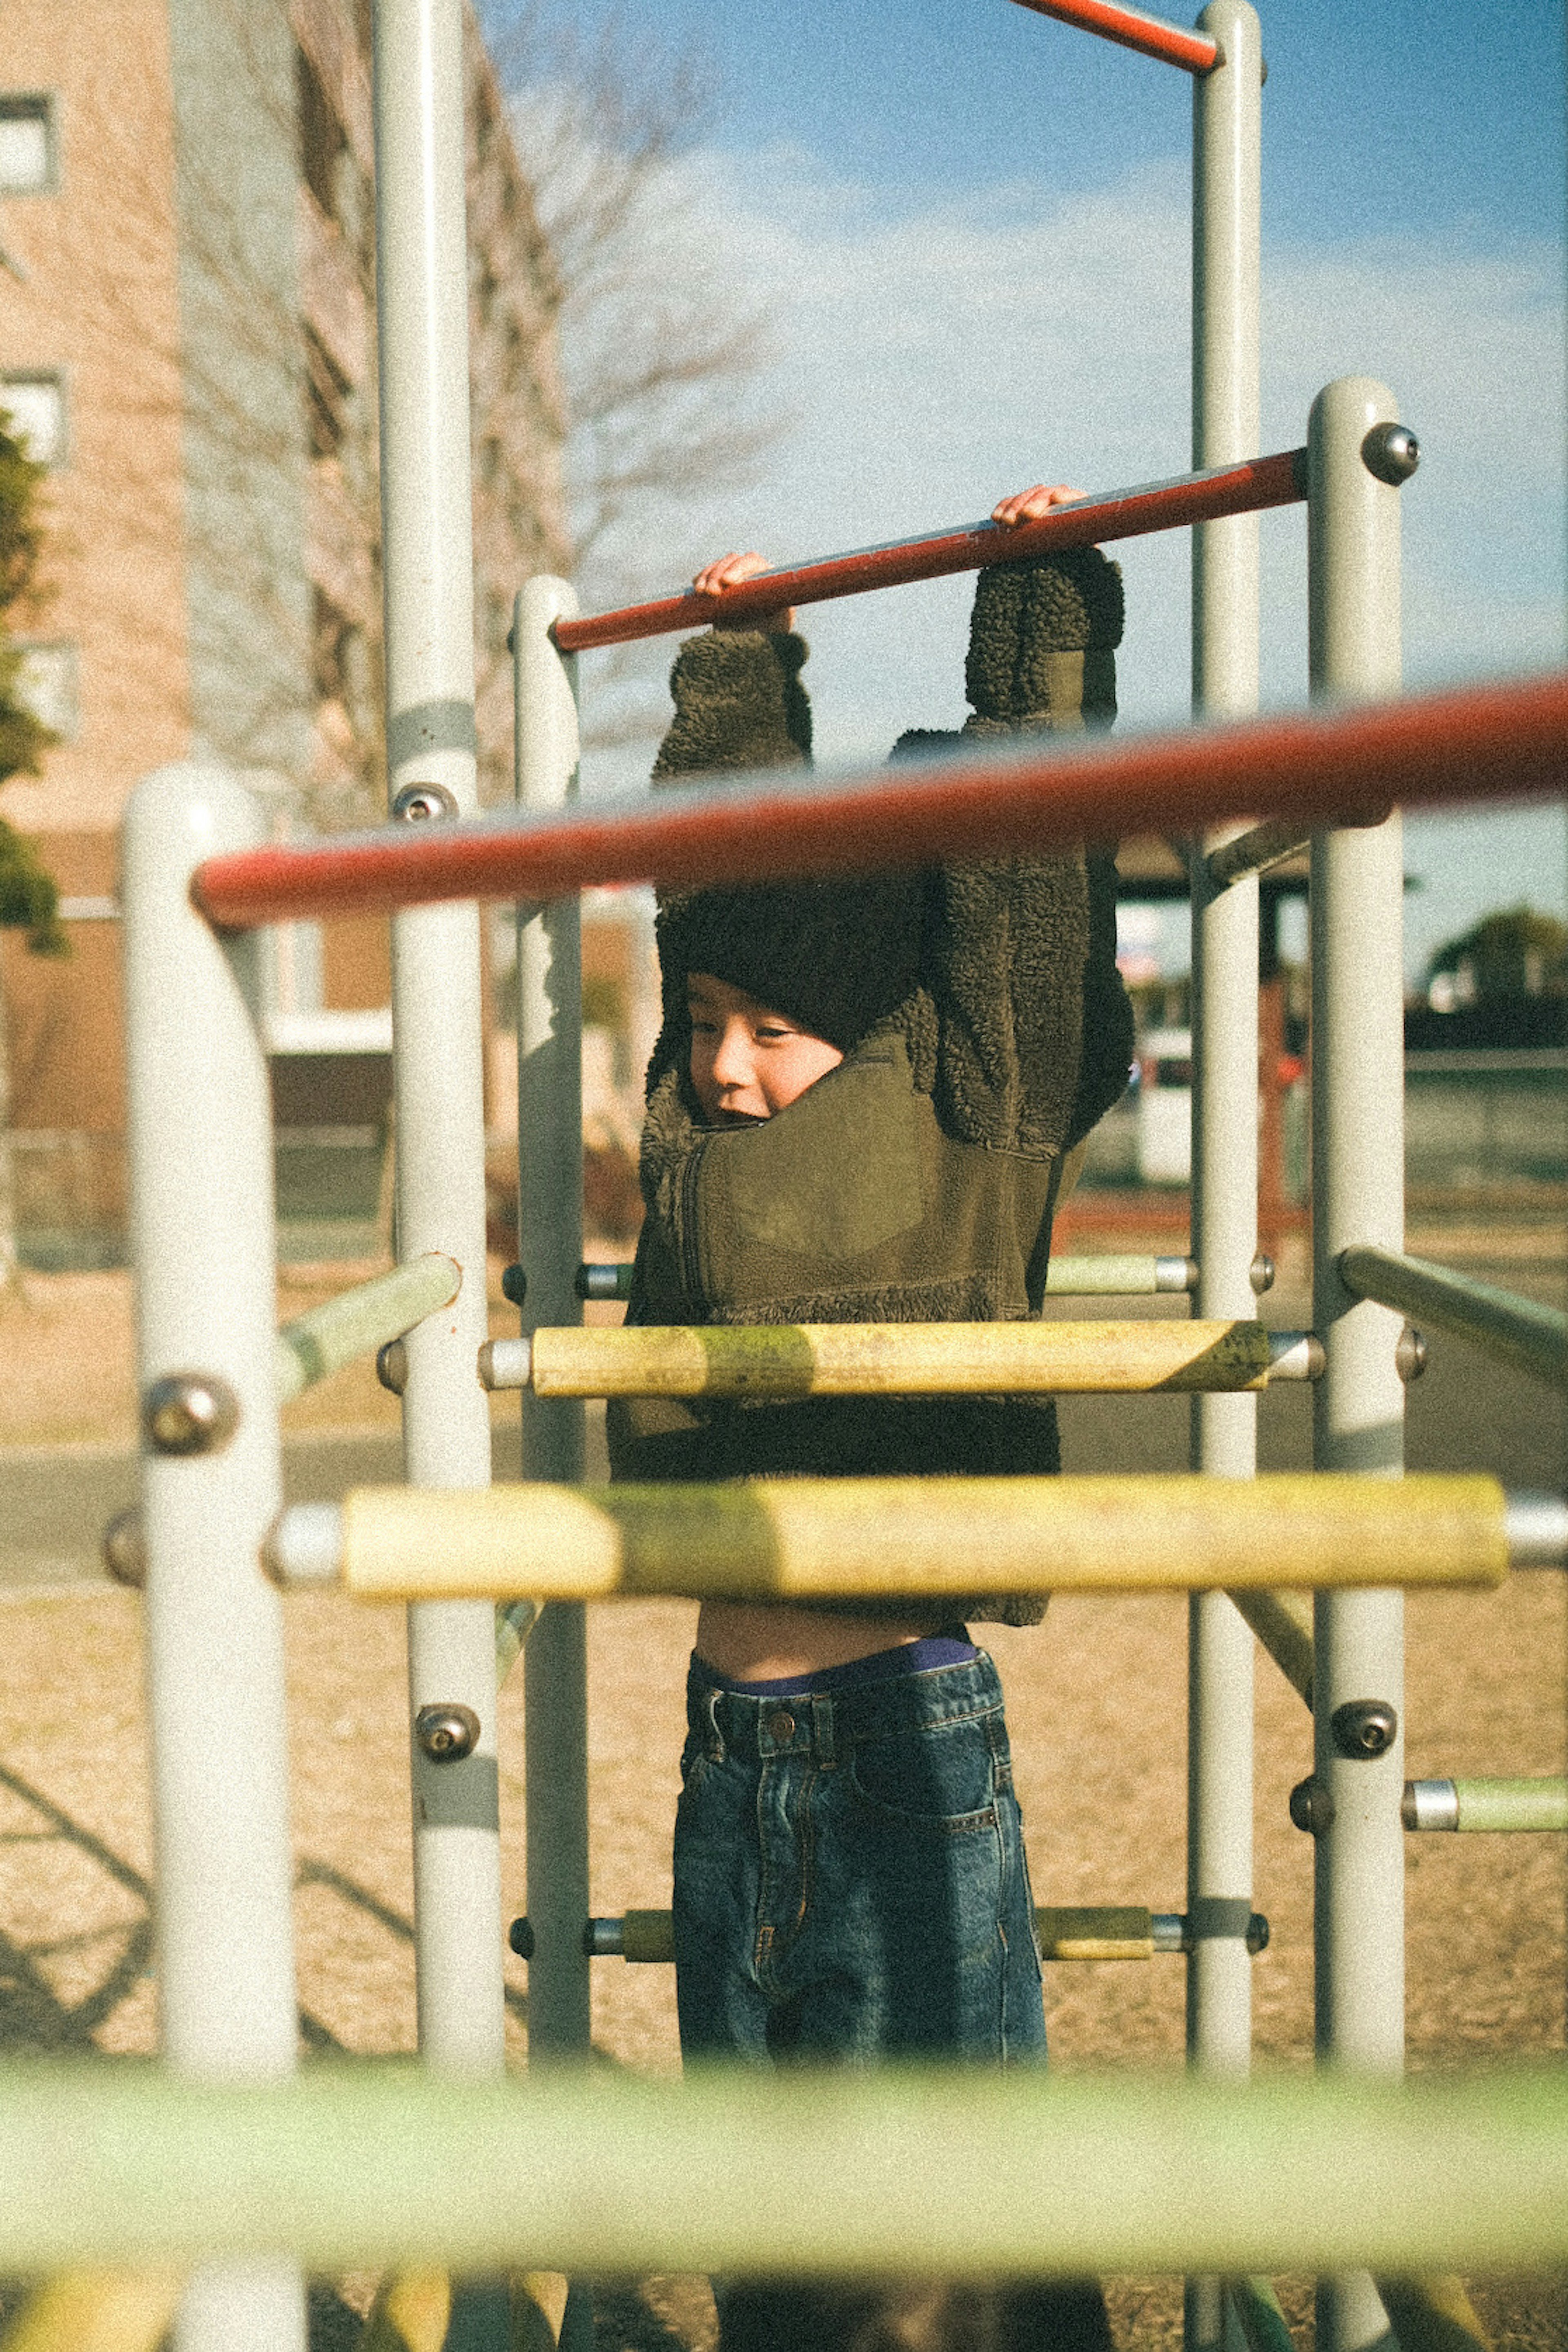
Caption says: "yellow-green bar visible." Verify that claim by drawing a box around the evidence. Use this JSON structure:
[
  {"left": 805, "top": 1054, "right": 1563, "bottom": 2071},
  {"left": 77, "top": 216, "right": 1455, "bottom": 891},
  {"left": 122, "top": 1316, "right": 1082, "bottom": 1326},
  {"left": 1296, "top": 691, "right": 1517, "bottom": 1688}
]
[
  {"left": 333, "top": 1474, "right": 1510, "bottom": 1605},
  {"left": 609, "top": 1908, "right": 1156, "bottom": 1965},
  {"left": 0, "top": 2272, "right": 182, "bottom": 2352},
  {"left": 528, "top": 1319, "right": 1277, "bottom": 1397},
  {"left": 1339, "top": 1245, "right": 1568, "bottom": 1391},
  {"left": 1456, "top": 1778, "right": 1568, "bottom": 1833},
  {"left": 275, "top": 1255, "right": 461, "bottom": 1404},
  {"left": 585, "top": 1257, "right": 1189, "bottom": 1301},
  {"left": 1045, "top": 1255, "right": 1187, "bottom": 1295},
  {"left": 1228, "top": 1588, "right": 1314, "bottom": 1704},
  {"left": 0, "top": 2065, "right": 1564, "bottom": 2274}
]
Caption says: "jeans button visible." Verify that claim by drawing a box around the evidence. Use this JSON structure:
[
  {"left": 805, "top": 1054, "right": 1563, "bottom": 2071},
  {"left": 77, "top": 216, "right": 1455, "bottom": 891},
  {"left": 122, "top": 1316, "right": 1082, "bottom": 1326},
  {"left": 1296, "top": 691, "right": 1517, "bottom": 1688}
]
[{"left": 766, "top": 1709, "right": 795, "bottom": 1743}]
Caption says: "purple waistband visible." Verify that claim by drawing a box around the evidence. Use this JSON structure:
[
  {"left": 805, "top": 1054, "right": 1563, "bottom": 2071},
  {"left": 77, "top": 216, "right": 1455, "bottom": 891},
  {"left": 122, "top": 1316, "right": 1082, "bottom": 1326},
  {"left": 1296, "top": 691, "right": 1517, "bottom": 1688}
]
[{"left": 697, "top": 1629, "right": 977, "bottom": 1700}]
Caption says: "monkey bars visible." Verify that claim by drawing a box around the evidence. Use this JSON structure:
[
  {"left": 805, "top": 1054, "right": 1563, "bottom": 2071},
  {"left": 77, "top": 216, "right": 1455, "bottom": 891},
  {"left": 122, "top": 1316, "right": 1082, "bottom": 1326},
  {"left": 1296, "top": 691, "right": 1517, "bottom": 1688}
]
[
  {"left": 1339, "top": 1246, "right": 1568, "bottom": 1391},
  {"left": 263, "top": 1473, "right": 1547, "bottom": 1605},
  {"left": 274, "top": 1253, "right": 460, "bottom": 1403},
  {"left": 549, "top": 451, "right": 1302, "bottom": 652},
  {"left": 1009, "top": 0, "right": 1221, "bottom": 74},
  {"left": 476, "top": 1318, "right": 1319, "bottom": 1397},
  {"left": 190, "top": 668, "right": 1568, "bottom": 931},
  {"left": 576, "top": 1253, "right": 1207, "bottom": 1301},
  {"left": 0, "top": 2065, "right": 1564, "bottom": 2277}
]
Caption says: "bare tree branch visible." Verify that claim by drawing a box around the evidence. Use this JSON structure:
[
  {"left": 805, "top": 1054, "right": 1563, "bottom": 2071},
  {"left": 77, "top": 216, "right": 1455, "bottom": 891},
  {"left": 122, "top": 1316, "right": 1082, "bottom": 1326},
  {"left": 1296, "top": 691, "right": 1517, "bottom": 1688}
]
[{"left": 483, "top": 3, "right": 793, "bottom": 769}]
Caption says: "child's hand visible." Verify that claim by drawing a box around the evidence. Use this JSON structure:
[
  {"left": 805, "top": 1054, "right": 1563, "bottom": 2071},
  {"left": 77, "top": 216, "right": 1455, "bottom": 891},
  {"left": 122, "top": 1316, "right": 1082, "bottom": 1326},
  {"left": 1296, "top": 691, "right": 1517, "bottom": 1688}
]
[
  {"left": 991, "top": 483, "right": 1086, "bottom": 528},
  {"left": 693, "top": 550, "right": 795, "bottom": 634}
]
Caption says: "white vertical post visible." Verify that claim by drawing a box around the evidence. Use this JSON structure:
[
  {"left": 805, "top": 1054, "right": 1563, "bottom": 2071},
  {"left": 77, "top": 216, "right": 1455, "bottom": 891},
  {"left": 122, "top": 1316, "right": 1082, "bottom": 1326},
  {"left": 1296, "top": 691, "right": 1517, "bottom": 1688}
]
[
  {"left": 125, "top": 763, "right": 306, "bottom": 2352},
  {"left": 1308, "top": 374, "right": 1408, "bottom": 2352},
  {"left": 372, "top": 0, "right": 505, "bottom": 2078},
  {"left": 1186, "top": 12, "right": 1261, "bottom": 2347},
  {"left": 512, "top": 578, "right": 591, "bottom": 2062}
]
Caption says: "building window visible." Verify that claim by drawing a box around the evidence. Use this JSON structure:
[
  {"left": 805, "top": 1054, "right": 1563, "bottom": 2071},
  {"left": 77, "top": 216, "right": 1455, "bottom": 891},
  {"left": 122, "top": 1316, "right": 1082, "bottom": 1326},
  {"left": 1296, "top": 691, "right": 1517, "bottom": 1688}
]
[
  {"left": 0, "top": 96, "right": 56, "bottom": 195},
  {"left": 13, "top": 641, "right": 79, "bottom": 739},
  {"left": 1, "top": 372, "right": 66, "bottom": 464}
]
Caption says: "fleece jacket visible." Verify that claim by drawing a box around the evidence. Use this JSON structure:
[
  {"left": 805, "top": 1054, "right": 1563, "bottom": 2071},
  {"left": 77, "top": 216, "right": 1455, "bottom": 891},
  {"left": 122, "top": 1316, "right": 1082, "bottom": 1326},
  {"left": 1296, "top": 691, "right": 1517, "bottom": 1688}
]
[{"left": 608, "top": 546, "right": 1135, "bottom": 1628}]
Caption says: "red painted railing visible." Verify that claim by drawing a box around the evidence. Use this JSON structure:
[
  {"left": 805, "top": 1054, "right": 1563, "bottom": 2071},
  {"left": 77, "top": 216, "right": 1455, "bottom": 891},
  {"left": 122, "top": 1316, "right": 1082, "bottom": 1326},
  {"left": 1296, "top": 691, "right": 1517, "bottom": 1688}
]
[
  {"left": 1009, "top": 0, "right": 1219, "bottom": 75},
  {"left": 551, "top": 452, "right": 1305, "bottom": 654},
  {"left": 193, "top": 672, "right": 1568, "bottom": 931}
]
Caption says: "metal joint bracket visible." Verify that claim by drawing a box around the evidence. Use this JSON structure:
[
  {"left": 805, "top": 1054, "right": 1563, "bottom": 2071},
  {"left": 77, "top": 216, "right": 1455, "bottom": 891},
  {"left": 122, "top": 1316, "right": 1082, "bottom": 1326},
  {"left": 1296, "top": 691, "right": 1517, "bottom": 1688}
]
[
  {"left": 1505, "top": 1492, "right": 1568, "bottom": 1568},
  {"left": 261, "top": 1503, "right": 343, "bottom": 1589},
  {"left": 1165, "top": 1907, "right": 1271, "bottom": 1956},
  {"left": 1396, "top": 1326, "right": 1428, "bottom": 1383},
  {"left": 478, "top": 1337, "right": 532, "bottom": 1391},
  {"left": 376, "top": 1340, "right": 407, "bottom": 1395},
  {"left": 577, "top": 1261, "right": 631, "bottom": 1302},
  {"left": 501, "top": 1263, "right": 528, "bottom": 1307},
  {"left": 1267, "top": 1331, "right": 1325, "bottom": 1381},
  {"left": 142, "top": 1372, "right": 241, "bottom": 1457},
  {"left": 1402, "top": 1779, "right": 1460, "bottom": 1832}
]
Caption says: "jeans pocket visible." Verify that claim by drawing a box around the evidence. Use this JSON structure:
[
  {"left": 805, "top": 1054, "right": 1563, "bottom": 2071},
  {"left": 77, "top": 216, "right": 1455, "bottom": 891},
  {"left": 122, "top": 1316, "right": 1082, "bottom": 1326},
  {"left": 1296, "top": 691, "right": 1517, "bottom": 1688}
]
[{"left": 845, "top": 1714, "right": 999, "bottom": 1830}]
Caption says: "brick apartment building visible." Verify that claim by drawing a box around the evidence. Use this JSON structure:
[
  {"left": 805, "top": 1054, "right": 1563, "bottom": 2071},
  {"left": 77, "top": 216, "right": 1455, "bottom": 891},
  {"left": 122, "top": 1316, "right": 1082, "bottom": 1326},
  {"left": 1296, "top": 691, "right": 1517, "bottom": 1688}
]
[{"left": 0, "top": 0, "right": 568, "bottom": 1263}]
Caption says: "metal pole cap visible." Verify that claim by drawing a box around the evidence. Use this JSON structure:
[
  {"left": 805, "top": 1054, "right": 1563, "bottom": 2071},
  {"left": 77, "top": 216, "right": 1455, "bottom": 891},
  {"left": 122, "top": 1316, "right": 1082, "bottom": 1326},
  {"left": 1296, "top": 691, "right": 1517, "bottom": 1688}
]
[
  {"left": 1361, "top": 422, "right": 1420, "bottom": 486},
  {"left": 414, "top": 1703, "right": 481, "bottom": 1763}
]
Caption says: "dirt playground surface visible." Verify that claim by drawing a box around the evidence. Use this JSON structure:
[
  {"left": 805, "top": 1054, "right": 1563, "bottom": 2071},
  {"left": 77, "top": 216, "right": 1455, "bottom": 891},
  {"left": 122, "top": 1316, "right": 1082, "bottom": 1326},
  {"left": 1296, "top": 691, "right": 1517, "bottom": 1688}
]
[{"left": 0, "top": 1241, "right": 1563, "bottom": 2348}]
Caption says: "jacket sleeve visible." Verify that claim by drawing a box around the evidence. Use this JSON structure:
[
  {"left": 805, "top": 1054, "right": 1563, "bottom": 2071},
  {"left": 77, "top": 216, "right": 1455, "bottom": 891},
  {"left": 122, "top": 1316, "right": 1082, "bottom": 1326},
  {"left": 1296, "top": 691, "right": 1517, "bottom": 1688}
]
[
  {"left": 641, "top": 628, "right": 815, "bottom": 1104},
  {"left": 921, "top": 848, "right": 1131, "bottom": 1156},
  {"left": 650, "top": 627, "right": 812, "bottom": 785},
  {"left": 911, "top": 544, "right": 1134, "bottom": 1156}
]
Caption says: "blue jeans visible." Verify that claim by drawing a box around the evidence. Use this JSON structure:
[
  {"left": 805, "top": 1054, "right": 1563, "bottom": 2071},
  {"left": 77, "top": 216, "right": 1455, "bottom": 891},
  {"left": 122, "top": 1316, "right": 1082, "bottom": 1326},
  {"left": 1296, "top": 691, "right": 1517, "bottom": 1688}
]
[{"left": 673, "top": 1649, "right": 1046, "bottom": 2065}]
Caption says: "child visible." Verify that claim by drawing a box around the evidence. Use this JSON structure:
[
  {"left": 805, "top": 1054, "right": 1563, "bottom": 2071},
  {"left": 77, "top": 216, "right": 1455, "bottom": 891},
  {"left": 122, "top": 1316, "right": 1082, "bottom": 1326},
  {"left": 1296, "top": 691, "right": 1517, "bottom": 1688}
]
[{"left": 608, "top": 487, "right": 1132, "bottom": 2351}]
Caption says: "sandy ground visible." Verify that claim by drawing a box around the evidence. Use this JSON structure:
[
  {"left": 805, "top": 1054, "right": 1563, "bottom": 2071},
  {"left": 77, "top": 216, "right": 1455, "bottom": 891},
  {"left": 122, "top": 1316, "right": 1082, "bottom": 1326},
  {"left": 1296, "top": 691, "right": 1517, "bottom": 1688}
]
[{"left": 0, "top": 1230, "right": 1563, "bottom": 2348}]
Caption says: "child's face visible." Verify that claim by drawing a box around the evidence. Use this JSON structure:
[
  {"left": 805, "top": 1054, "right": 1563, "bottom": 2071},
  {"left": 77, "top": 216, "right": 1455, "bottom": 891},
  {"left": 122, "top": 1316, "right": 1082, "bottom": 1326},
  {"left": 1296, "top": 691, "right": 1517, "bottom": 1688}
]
[{"left": 686, "top": 971, "right": 844, "bottom": 1123}]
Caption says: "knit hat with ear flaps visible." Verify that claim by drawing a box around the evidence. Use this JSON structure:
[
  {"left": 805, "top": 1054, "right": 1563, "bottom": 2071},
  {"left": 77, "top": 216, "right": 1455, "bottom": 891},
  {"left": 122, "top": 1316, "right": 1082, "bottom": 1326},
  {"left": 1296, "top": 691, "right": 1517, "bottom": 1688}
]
[
  {"left": 656, "top": 873, "right": 924, "bottom": 1057},
  {"left": 648, "top": 624, "right": 922, "bottom": 1078}
]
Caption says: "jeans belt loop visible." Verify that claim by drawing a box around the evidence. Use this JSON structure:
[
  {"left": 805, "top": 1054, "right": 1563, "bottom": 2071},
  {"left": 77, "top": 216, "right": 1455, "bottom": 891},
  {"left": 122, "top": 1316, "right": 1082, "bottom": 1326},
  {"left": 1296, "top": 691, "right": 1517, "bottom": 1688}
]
[{"left": 811, "top": 1690, "right": 835, "bottom": 1768}]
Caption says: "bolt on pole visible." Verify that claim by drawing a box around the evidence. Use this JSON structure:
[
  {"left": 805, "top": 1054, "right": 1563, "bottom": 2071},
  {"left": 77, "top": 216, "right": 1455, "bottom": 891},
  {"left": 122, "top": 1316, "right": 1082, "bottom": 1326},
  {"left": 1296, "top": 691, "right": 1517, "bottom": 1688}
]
[
  {"left": 1186, "top": 11, "right": 1262, "bottom": 2347},
  {"left": 1308, "top": 373, "right": 1409, "bottom": 2352},
  {"left": 124, "top": 765, "right": 307, "bottom": 2352},
  {"left": 513, "top": 579, "right": 593, "bottom": 2067},
  {"left": 372, "top": 0, "right": 507, "bottom": 2129}
]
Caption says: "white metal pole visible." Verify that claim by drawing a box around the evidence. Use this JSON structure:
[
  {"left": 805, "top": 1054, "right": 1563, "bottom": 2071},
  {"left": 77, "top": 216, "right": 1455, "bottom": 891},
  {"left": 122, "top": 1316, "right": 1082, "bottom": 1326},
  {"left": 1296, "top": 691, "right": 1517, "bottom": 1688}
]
[
  {"left": 372, "top": 0, "right": 505, "bottom": 2078},
  {"left": 512, "top": 579, "right": 591, "bottom": 2062},
  {"left": 124, "top": 762, "right": 306, "bottom": 2352},
  {"left": 1308, "top": 374, "right": 1408, "bottom": 2352},
  {"left": 1187, "top": 14, "right": 1261, "bottom": 2345}
]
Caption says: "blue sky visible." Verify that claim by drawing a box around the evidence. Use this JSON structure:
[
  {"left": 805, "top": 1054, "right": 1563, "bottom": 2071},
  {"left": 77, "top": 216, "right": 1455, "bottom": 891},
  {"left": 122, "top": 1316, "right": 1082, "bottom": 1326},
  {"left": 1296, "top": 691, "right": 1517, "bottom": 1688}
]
[
  {"left": 537, "top": 0, "right": 1564, "bottom": 248},
  {"left": 499, "top": 0, "right": 1567, "bottom": 978}
]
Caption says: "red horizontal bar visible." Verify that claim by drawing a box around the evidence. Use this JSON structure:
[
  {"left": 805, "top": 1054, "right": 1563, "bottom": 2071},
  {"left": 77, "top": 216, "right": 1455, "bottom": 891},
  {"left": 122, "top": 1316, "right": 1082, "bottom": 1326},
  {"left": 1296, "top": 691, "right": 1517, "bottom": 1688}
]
[
  {"left": 1009, "top": 0, "right": 1219, "bottom": 74},
  {"left": 193, "top": 672, "right": 1568, "bottom": 933},
  {"left": 552, "top": 451, "right": 1305, "bottom": 654}
]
